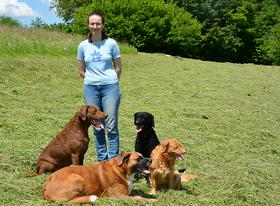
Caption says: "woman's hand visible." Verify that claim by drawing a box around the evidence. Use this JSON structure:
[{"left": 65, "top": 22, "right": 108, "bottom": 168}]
[
  {"left": 113, "top": 57, "right": 122, "bottom": 80},
  {"left": 78, "top": 60, "right": 86, "bottom": 79}
]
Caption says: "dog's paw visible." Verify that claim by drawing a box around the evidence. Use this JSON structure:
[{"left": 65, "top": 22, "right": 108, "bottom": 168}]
[
  {"left": 148, "top": 198, "right": 158, "bottom": 203},
  {"left": 149, "top": 190, "right": 158, "bottom": 195}
]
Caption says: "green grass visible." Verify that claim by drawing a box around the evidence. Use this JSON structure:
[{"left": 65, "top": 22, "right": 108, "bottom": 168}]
[
  {"left": 0, "top": 26, "right": 280, "bottom": 206},
  {"left": 0, "top": 25, "right": 137, "bottom": 56}
]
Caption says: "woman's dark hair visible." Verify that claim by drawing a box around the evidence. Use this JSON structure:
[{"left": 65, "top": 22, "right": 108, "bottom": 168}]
[{"left": 87, "top": 11, "right": 107, "bottom": 42}]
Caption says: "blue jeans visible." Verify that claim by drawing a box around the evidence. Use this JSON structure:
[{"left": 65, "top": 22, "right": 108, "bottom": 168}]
[{"left": 84, "top": 83, "right": 121, "bottom": 161}]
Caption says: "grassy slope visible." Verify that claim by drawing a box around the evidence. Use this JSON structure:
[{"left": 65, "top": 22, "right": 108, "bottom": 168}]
[{"left": 0, "top": 26, "right": 280, "bottom": 205}]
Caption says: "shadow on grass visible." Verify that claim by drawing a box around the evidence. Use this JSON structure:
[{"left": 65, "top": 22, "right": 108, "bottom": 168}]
[
  {"left": 131, "top": 189, "right": 157, "bottom": 199},
  {"left": 180, "top": 186, "right": 196, "bottom": 195}
]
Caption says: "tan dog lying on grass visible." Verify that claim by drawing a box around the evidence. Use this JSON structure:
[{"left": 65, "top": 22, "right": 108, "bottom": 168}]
[
  {"left": 149, "top": 139, "right": 198, "bottom": 194},
  {"left": 43, "top": 152, "right": 157, "bottom": 204},
  {"left": 36, "top": 105, "right": 107, "bottom": 174}
]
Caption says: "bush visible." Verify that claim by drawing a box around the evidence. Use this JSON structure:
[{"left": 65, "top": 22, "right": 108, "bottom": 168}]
[
  {"left": 70, "top": 0, "right": 202, "bottom": 58},
  {"left": 0, "top": 16, "right": 22, "bottom": 27},
  {"left": 263, "top": 23, "right": 280, "bottom": 65},
  {"left": 253, "top": 1, "right": 280, "bottom": 65}
]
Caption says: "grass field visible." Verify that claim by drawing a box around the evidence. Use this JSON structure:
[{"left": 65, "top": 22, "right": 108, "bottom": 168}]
[{"left": 0, "top": 26, "right": 280, "bottom": 205}]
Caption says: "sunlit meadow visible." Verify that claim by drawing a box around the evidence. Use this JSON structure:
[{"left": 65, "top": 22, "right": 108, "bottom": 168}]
[{"left": 0, "top": 25, "right": 279, "bottom": 206}]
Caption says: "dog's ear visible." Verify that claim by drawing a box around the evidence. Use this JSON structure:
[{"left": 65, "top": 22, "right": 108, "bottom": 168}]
[
  {"left": 147, "top": 113, "right": 155, "bottom": 127},
  {"left": 118, "top": 152, "right": 131, "bottom": 166},
  {"left": 151, "top": 115, "right": 155, "bottom": 127},
  {"left": 134, "top": 112, "right": 139, "bottom": 121},
  {"left": 161, "top": 141, "right": 170, "bottom": 152},
  {"left": 79, "top": 106, "right": 89, "bottom": 121}
]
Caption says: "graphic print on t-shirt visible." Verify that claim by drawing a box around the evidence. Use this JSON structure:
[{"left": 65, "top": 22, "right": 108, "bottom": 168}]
[{"left": 91, "top": 50, "right": 102, "bottom": 61}]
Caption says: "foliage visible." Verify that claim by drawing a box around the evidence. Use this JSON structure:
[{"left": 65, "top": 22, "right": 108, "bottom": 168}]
[
  {"left": 166, "top": 0, "right": 257, "bottom": 63},
  {"left": 2, "top": 0, "right": 280, "bottom": 65},
  {"left": 50, "top": 0, "right": 92, "bottom": 22},
  {"left": 165, "top": 0, "right": 280, "bottom": 64},
  {"left": 0, "top": 16, "right": 22, "bottom": 27},
  {"left": 49, "top": 0, "right": 280, "bottom": 65},
  {"left": 30, "top": 17, "right": 47, "bottom": 28},
  {"left": 269, "top": 24, "right": 280, "bottom": 65},
  {"left": 30, "top": 17, "right": 69, "bottom": 32},
  {"left": 70, "top": 0, "right": 202, "bottom": 58},
  {"left": 253, "top": 0, "right": 280, "bottom": 65}
]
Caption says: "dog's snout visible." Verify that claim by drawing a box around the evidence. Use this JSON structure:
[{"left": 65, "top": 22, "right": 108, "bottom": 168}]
[
  {"left": 143, "top": 157, "right": 152, "bottom": 165},
  {"left": 146, "top": 158, "right": 152, "bottom": 163},
  {"left": 104, "top": 113, "right": 108, "bottom": 119}
]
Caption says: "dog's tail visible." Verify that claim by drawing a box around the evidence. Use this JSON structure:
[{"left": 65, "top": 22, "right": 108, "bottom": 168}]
[{"left": 70, "top": 195, "right": 98, "bottom": 203}]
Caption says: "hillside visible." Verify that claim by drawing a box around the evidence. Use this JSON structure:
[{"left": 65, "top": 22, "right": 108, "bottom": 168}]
[{"left": 0, "top": 26, "right": 280, "bottom": 205}]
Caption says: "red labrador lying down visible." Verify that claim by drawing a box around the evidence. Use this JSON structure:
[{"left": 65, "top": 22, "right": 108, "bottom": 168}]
[
  {"left": 36, "top": 105, "right": 107, "bottom": 174},
  {"left": 43, "top": 152, "right": 157, "bottom": 203}
]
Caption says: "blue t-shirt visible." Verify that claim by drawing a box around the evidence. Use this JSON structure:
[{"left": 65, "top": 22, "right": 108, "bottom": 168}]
[{"left": 77, "top": 38, "right": 121, "bottom": 85}]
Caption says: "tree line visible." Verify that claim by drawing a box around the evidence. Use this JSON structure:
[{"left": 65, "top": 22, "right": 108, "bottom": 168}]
[{"left": 2, "top": 0, "right": 280, "bottom": 65}]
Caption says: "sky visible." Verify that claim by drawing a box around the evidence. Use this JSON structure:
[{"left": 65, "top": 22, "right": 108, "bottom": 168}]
[{"left": 0, "top": 0, "right": 63, "bottom": 26}]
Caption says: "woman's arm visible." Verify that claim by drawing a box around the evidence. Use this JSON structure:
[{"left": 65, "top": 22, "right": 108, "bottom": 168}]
[
  {"left": 113, "top": 57, "right": 122, "bottom": 80},
  {"left": 78, "top": 60, "right": 86, "bottom": 79}
]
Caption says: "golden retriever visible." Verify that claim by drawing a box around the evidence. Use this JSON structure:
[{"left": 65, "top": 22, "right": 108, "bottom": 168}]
[{"left": 149, "top": 139, "right": 198, "bottom": 194}]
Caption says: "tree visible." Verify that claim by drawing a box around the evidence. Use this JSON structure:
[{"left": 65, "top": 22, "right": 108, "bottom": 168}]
[
  {"left": 31, "top": 17, "right": 46, "bottom": 28},
  {"left": 254, "top": 0, "right": 280, "bottom": 64},
  {"left": 166, "top": 0, "right": 257, "bottom": 63},
  {"left": 0, "top": 16, "right": 22, "bottom": 27},
  {"left": 165, "top": 0, "right": 280, "bottom": 65},
  {"left": 50, "top": 0, "right": 92, "bottom": 22},
  {"left": 70, "top": 0, "right": 202, "bottom": 58},
  {"left": 50, "top": 0, "right": 280, "bottom": 65}
]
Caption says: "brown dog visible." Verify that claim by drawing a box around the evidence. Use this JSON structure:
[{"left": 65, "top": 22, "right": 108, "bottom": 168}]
[
  {"left": 43, "top": 152, "right": 157, "bottom": 203},
  {"left": 149, "top": 139, "right": 198, "bottom": 194},
  {"left": 36, "top": 105, "right": 107, "bottom": 174}
]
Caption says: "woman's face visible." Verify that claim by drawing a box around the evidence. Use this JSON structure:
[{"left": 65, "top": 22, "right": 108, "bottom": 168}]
[{"left": 88, "top": 15, "right": 104, "bottom": 35}]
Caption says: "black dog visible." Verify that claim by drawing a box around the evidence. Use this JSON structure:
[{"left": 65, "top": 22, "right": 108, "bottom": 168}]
[
  {"left": 134, "top": 112, "right": 160, "bottom": 158},
  {"left": 133, "top": 112, "right": 187, "bottom": 184},
  {"left": 134, "top": 112, "right": 160, "bottom": 184}
]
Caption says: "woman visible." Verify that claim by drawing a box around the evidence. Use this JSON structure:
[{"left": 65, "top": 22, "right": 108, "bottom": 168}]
[{"left": 77, "top": 12, "right": 122, "bottom": 161}]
